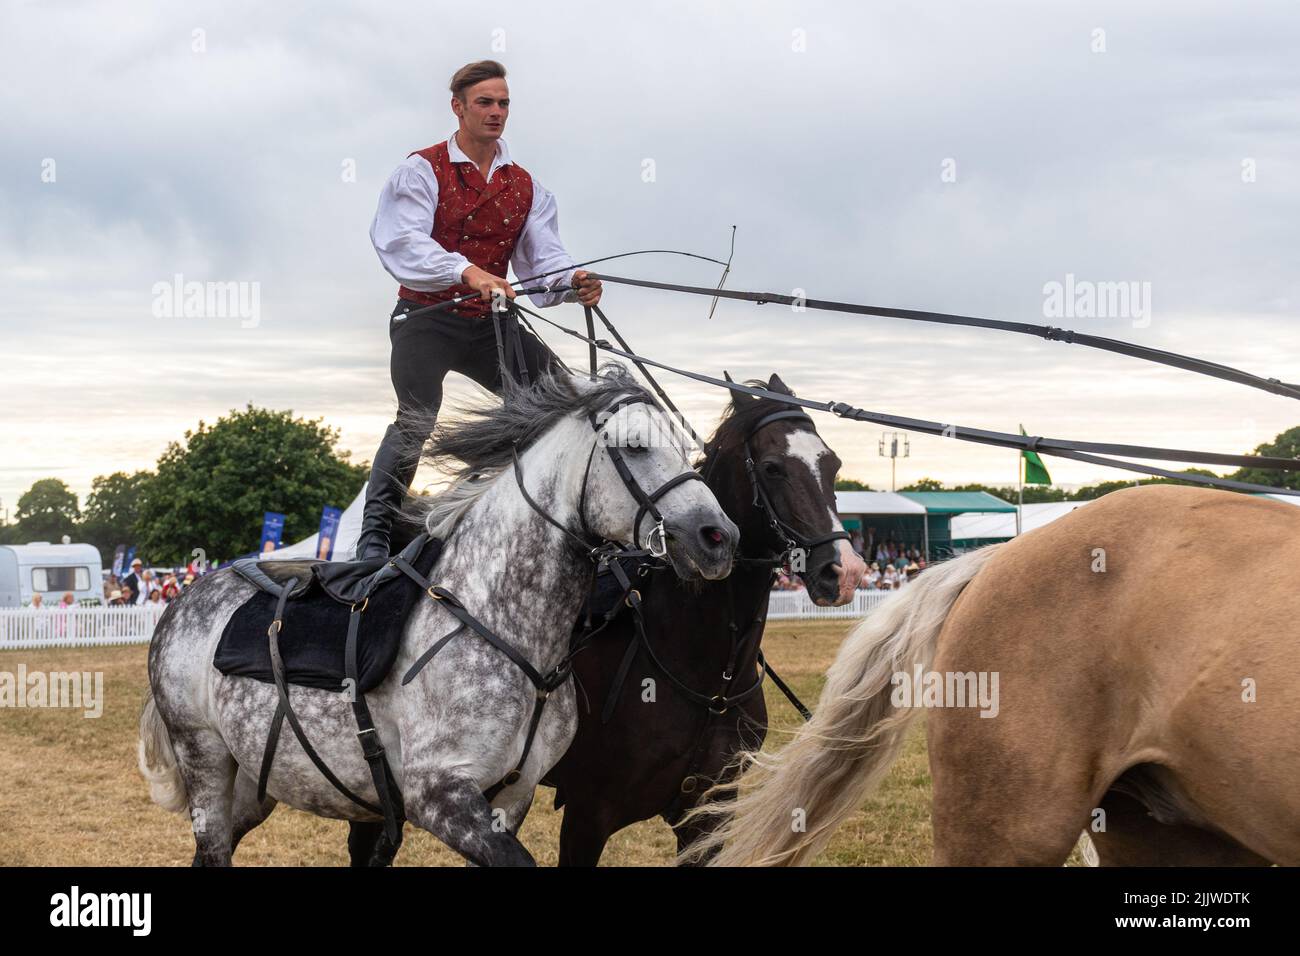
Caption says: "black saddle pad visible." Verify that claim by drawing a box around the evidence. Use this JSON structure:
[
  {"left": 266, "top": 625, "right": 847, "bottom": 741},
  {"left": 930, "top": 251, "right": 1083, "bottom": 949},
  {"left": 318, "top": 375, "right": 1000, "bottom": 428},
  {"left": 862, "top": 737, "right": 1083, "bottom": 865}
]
[{"left": 214, "top": 536, "right": 444, "bottom": 693}]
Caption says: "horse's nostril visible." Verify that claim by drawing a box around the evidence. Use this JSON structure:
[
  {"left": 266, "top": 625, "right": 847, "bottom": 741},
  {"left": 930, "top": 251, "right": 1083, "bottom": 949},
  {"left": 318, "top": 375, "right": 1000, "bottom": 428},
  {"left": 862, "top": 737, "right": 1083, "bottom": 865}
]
[{"left": 701, "top": 526, "right": 727, "bottom": 548}]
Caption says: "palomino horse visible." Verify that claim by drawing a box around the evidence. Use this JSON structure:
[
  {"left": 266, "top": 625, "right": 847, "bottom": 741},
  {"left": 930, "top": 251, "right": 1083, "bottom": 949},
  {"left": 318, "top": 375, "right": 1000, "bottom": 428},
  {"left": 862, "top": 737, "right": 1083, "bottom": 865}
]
[
  {"left": 685, "top": 484, "right": 1300, "bottom": 866},
  {"left": 139, "top": 367, "right": 737, "bottom": 866}
]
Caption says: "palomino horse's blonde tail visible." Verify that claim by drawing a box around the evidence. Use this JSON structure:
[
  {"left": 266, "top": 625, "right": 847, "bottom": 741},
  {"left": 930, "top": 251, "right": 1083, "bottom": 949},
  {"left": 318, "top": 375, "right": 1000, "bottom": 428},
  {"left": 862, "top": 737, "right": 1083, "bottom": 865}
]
[
  {"left": 682, "top": 544, "right": 1002, "bottom": 866},
  {"left": 138, "top": 687, "right": 188, "bottom": 813}
]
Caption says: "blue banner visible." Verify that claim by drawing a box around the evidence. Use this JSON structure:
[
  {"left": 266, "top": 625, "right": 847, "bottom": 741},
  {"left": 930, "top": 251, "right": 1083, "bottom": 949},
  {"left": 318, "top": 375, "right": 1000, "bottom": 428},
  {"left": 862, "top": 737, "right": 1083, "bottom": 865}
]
[
  {"left": 260, "top": 512, "right": 286, "bottom": 554},
  {"left": 123, "top": 546, "right": 136, "bottom": 573},
  {"left": 112, "top": 544, "right": 126, "bottom": 577},
  {"left": 317, "top": 506, "right": 343, "bottom": 560}
]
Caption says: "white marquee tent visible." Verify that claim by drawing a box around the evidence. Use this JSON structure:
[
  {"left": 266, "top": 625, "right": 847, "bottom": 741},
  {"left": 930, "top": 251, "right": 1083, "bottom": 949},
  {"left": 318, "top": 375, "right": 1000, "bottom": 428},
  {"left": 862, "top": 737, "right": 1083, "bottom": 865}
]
[{"left": 949, "top": 501, "right": 1090, "bottom": 543}]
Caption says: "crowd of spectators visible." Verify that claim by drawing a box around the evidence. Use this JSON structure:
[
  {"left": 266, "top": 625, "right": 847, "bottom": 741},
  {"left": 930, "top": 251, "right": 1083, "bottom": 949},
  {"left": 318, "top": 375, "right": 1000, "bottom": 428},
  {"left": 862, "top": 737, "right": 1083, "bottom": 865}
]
[
  {"left": 771, "top": 529, "right": 930, "bottom": 592},
  {"left": 100, "top": 557, "right": 199, "bottom": 606},
  {"left": 21, "top": 556, "right": 203, "bottom": 609}
]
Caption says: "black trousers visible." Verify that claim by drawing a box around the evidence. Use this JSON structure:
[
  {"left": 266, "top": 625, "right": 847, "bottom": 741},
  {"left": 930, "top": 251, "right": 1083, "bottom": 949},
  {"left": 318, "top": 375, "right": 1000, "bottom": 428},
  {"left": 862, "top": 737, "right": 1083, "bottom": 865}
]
[{"left": 380, "top": 298, "right": 562, "bottom": 489}]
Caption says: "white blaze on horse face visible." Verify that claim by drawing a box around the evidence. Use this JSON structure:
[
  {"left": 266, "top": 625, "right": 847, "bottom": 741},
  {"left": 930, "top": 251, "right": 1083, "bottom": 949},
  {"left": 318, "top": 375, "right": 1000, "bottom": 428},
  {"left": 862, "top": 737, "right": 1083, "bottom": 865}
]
[
  {"left": 782, "top": 429, "right": 865, "bottom": 603},
  {"left": 782, "top": 428, "right": 833, "bottom": 484}
]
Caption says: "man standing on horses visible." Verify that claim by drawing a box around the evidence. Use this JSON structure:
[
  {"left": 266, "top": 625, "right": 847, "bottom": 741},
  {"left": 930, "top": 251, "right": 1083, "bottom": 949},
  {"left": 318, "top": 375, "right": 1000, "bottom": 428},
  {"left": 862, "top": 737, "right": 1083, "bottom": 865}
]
[{"left": 358, "top": 59, "right": 602, "bottom": 561}]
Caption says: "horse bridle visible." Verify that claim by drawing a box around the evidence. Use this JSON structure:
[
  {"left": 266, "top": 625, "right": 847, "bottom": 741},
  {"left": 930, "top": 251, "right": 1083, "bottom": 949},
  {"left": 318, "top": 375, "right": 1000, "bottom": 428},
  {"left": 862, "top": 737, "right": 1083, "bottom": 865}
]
[
  {"left": 512, "top": 393, "right": 707, "bottom": 561},
  {"left": 738, "top": 409, "right": 850, "bottom": 563},
  {"left": 599, "top": 408, "right": 846, "bottom": 725}
]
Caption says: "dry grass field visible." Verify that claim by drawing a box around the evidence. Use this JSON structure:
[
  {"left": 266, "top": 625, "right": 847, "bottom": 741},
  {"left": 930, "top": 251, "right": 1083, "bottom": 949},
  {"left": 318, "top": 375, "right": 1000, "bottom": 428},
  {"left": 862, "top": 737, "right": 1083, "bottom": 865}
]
[{"left": 0, "top": 620, "right": 1083, "bottom": 866}]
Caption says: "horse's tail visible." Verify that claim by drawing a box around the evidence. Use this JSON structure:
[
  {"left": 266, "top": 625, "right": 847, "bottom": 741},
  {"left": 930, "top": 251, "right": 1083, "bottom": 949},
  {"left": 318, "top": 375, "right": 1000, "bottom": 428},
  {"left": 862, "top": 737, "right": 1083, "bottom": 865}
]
[
  {"left": 682, "top": 544, "right": 1001, "bottom": 866},
  {"left": 138, "top": 687, "right": 188, "bottom": 814}
]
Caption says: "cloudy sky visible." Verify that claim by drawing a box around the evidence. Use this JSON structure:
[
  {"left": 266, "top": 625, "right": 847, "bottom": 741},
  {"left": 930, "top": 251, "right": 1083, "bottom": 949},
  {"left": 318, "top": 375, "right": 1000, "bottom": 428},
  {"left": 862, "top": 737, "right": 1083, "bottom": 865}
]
[{"left": 2, "top": 0, "right": 1298, "bottom": 517}]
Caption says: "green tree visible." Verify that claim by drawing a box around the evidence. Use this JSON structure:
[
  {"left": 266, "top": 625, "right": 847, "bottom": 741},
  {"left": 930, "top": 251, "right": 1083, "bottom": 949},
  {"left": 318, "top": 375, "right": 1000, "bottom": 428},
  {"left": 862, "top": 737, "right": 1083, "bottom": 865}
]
[
  {"left": 14, "top": 478, "right": 81, "bottom": 543},
  {"left": 1231, "top": 425, "right": 1300, "bottom": 491},
  {"left": 135, "top": 405, "right": 368, "bottom": 564},
  {"left": 1068, "top": 471, "right": 1219, "bottom": 501},
  {"left": 1019, "top": 485, "right": 1070, "bottom": 504},
  {"left": 900, "top": 477, "right": 945, "bottom": 493},
  {"left": 80, "top": 470, "right": 154, "bottom": 561},
  {"left": 834, "top": 478, "right": 873, "bottom": 491}
]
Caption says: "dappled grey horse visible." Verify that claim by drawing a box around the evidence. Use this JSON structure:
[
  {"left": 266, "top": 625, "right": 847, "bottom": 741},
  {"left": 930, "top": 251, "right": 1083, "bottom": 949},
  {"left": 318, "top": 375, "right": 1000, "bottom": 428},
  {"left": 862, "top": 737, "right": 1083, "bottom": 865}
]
[{"left": 139, "top": 366, "right": 737, "bottom": 865}]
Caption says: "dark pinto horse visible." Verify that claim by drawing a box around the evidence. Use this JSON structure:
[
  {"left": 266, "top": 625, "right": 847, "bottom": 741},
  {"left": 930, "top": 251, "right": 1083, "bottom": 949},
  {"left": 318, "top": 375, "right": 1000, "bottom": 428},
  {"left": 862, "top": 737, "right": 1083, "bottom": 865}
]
[
  {"left": 347, "top": 373, "right": 865, "bottom": 865},
  {"left": 542, "top": 373, "right": 865, "bottom": 865},
  {"left": 538, "top": 374, "right": 863, "bottom": 868}
]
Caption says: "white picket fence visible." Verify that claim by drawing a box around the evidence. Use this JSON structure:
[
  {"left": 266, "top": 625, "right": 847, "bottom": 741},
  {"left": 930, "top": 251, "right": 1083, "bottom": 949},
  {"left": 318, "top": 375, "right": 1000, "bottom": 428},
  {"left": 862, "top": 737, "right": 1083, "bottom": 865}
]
[
  {"left": 0, "top": 605, "right": 168, "bottom": 650},
  {"left": 765, "top": 587, "right": 900, "bottom": 620},
  {"left": 0, "top": 587, "right": 895, "bottom": 650}
]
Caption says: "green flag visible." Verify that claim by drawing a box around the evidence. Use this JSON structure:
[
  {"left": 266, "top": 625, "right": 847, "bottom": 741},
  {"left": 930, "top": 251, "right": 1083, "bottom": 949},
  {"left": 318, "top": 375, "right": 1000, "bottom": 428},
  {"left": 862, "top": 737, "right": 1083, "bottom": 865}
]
[{"left": 1020, "top": 425, "right": 1052, "bottom": 485}]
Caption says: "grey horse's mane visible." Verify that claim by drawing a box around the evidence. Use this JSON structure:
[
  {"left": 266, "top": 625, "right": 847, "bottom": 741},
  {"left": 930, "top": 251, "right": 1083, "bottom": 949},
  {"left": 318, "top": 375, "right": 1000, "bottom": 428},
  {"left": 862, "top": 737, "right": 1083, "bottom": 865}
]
[{"left": 410, "top": 364, "right": 653, "bottom": 539}]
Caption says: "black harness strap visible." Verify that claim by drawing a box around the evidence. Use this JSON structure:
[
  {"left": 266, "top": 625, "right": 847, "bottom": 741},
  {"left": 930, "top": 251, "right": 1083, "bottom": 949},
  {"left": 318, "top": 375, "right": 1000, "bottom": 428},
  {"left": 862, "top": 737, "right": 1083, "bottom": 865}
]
[
  {"left": 665, "top": 579, "right": 771, "bottom": 819},
  {"left": 759, "top": 650, "right": 812, "bottom": 721},
  {"left": 584, "top": 305, "right": 598, "bottom": 380},
  {"left": 256, "top": 704, "right": 284, "bottom": 805},
  {"left": 505, "top": 305, "right": 531, "bottom": 388},
  {"left": 597, "top": 559, "right": 770, "bottom": 724},
  {"left": 586, "top": 399, "right": 709, "bottom": 553},
  {"left": 490, "top": 302, "right": 533, "bottom": 393},
  {"left": 345, "top": 603, "right": 405, "bottom": 843},
  {"left": 259, "top": 580, "right": 387, "bottom": 817},
  {"left": 401, "top": 621, "right": 467, "bottom": 685},
  {"left": 390, "top": 554, "right": 575, "bottom": 801}
]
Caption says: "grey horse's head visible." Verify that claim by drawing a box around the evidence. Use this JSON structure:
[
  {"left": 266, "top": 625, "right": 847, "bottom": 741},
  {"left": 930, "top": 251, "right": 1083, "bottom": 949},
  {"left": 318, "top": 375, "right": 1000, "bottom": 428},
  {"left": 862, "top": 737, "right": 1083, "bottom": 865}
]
[{"left": 412, "top": 364, "right": 737, "bottom": 581}]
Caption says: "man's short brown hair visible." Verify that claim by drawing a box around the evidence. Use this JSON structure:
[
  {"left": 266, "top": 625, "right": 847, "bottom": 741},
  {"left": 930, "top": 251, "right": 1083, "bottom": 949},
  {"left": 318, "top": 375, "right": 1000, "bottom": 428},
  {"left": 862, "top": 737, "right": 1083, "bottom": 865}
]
[{"left": 450, "top": 60, "right": 507, "bottom": 100}]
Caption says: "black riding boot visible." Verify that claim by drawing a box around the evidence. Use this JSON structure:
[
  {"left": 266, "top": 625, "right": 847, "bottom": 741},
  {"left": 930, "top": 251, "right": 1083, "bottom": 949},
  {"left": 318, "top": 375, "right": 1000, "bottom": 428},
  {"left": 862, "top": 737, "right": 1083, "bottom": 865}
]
[{"left": 355, "top": 423, "right": 418, "bottom": 562}]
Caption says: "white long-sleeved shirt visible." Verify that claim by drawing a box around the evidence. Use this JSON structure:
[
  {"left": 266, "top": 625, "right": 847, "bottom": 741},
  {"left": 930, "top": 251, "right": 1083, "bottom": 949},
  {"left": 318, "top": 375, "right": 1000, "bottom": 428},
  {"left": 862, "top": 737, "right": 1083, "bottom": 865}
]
[{"left": 370, "top": 131, "right": 578, "bottom": 308}]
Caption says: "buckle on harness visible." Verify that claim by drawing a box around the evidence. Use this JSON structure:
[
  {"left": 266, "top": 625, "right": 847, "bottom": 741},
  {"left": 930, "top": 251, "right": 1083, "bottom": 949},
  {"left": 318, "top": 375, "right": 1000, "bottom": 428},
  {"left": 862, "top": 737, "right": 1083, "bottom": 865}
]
[
  {"left": 426, "top": 587, "right": 443, "bottom": 601},
  {"left": 647, "top": 521, "right": 668, "bottom": 559},
  {"left": 267, "top": 619, "right": 282, "bottom": 637},
  {"left": 356, "top": 727, "right": 385, "bottom": 758},
  {"left": 709, "top": 694, "right": 729, "bottom": 716}
]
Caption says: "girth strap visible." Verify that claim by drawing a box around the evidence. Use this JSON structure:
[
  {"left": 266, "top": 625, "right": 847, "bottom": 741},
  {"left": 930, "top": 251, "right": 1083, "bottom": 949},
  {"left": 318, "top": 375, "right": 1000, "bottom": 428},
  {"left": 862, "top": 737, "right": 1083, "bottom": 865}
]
[
  {"left": 257, "top": 580, "right": 388, "bottom": 818},
  {"left": 345, "top": 603, "right": 405, "bottom": 843}
]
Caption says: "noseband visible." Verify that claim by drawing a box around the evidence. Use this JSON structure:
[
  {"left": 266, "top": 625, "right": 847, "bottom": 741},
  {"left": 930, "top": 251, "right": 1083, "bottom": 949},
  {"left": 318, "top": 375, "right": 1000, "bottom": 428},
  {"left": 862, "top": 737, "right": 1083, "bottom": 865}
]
[
  {"left": 741, "top": 410, "right": 850, "bottom": 561},
  {"left": 512, "top": 394, "right": 707, "bottom": 561}
]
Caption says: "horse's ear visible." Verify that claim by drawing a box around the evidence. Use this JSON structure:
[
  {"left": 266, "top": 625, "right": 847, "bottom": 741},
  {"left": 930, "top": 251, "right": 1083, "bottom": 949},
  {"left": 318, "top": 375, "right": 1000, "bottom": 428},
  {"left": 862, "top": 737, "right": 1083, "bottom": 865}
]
[
  {"left": 767, "top": 372, "right": 794, "bottom": 396},
  {"left": 724, "top": 371, "right": 756, "bottom": 409}
]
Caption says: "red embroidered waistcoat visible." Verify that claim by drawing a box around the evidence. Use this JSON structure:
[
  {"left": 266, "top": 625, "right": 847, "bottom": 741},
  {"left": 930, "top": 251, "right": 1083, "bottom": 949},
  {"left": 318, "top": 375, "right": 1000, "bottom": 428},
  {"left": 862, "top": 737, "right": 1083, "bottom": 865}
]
[{"left": 397, "top": 140, "right": 534, "bottom": 317}]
